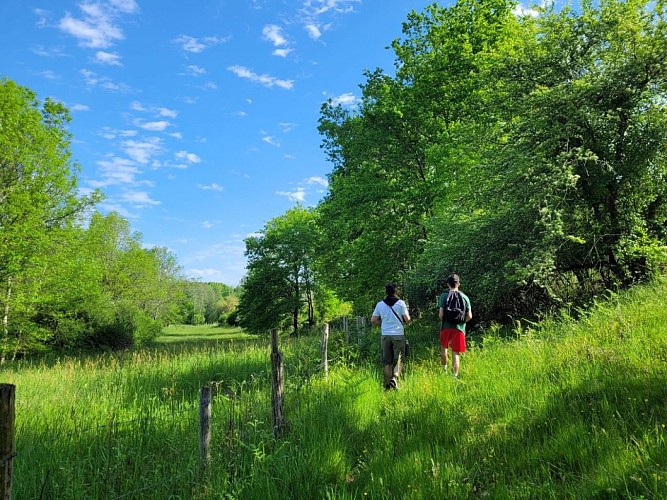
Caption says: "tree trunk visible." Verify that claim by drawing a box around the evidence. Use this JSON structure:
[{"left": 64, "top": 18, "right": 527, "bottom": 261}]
[{"left": 292, "top": 271, "right": 299, "bottom": 336}]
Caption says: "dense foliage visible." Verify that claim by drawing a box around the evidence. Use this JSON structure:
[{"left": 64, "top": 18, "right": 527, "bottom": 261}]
[
  {"left": 0, "top": 79, "right": 190, "bottom": 358},
  {"left": 312, "top": 0, "right": 667, "bottom": 320}
]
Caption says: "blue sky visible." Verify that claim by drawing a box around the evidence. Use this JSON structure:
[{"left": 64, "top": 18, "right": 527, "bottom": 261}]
[{"left": 1, "top": 0, "right": 537, "bottom": 286}]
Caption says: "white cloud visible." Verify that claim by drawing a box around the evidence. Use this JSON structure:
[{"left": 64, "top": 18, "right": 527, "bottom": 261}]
[
  {"left": 121, "top": 138, "right": 162, "bottom": 164},
  {"left": 58, "top": 1, "right": 137, "bottom": 49},
  {"left": 186, "top": 64, "right": 206, "bottom": 76},
  {"left": 279, "top": 122, "right": 296, "bottom": 132},
  {"left": 174, "top": 35, "right": 228, "bottom": 53},
  {"left": 157, "top": 107, "right": 178, "bottom": 118},
  {"left": 329, "top": 91, "right": 360, "bottom": 107},
  {"left": 276, "top": 187, "right": 306, "bottom": 202},
  {"left": 70, "top": 103, "right": 90, "bottom": 111},
  {"left": 304, "top": 24, "right": 321, "bottom": 40},
  {"left": 109, "top": 0, "right": 139, "bottom": 14},
  {"left": 175, "top": 150, "right": 201, "bottom": 163},
  {"left": 137, "top": 120, "right": 170, "bottom": 131},
  {"left": 121, "top": 190, "right": 160, "bottom": 206},
  {"left": 91, "top": 155, "right": 141, "bottom": 187},
  {"left": 95, "top": 50, "right": 121, "bottom": 65},
  {"left": 273, "top": 48, "right": 293, "bottom": 57},
  {"left": 262, "top": 24, "right": 288, "bottom": 46},
  {"left": 513, "top": 4, "right": 539, "bottom": 17},
  {"left": 306, "top": 176, "right": 328, "bottom": 187},
  {"left": 199, "top": 183, "right": 224, "bottom": 192},
  {"left": 79, "top": 68, "right": 131, "bottom": 92},
  {"left": 262, "top": 135, "right": 280, "bottom": 147},
  {"left": 38, "top": 70, "right": 61, "bottom": 80},
  {"left": 301, "top": 0, "right": 360, "bottom": 17},
  {"left": 228, "top": 65, "right": 294, "bottom": 89}
]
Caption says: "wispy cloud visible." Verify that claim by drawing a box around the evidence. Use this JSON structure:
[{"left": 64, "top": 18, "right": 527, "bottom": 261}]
[
  {"left": 70, "top": 103, "right": 90, "bottom": 111},
  {"left": 228, "top": 65, "right": 294, "bottom": 89},
  {"left": 301, "top": 0, "right": 359, "bottom": 17},
  {"left": 262, "top": 135, "right": 280, "bottom": 147},
  {"left": 328, "top": 91, "right": 360, "bottom": 107},
  {"left": 304, "top": 24, "right": 322, "bottom": 40},
  {"left": 186, "top": 64, "right": 206, "bottom": 76},
  {"left": 262, "top": 24, "right": 288, "bottom": 46},
  {"left": 306, "top": 176, "right": 328, "bottom": 187},
  {"left": 94, "top": 50, "right": 122, "bottom": 65},
  {"left": 276, "top": 187, "right": 306, "bottom": 202},
  {"left": 58, "top": 0, "right": 139, "bottom": 49},
  {"left": 121, "top": 138, "right": 163, "bottom": 164},
  {"left": 80, "top": 68, "right": 132, "bottom": 92},
  {"left": 121, "top": 189, "right": 160, "bottom": 207},
  {"left": 176, "top": 150, "right": 202, "bottom": 164},
  {"left": 174, "top": 34, "right": 229, "bottom": 53},
  {"left": 38, "top": 70, "right": 61, "bottom": 80},
  {"left": 199, "top": 183, "right": 224, "bottom": 192},
  {"left": 136, "top": 120, "right": 170, "bottom": 132},
  {"left": 298, "top": 0, "right": 359, "bottom": 40},
  {"left": 90, "top": 155, "right": 142, "bottom": 187}
]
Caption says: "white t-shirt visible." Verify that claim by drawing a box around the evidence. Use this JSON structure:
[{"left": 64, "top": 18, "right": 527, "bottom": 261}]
[{"left": 372, "top": 299, "right": 408, "bottom": 336}]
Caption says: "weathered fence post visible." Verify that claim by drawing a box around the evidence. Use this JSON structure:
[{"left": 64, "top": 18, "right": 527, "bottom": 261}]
[
  {"left": 356, "top": 316, "right": 366, "bottom": 348},
  {"left": 0, "top": 384, "right": 15, "bottom": 500},
  {"left": 199, "top": 386, "right": 211, "bottom": 468},
  {"left": 270, "top": 329, "right": 285, "bottom": 436},
  {"left": 342, "top": 316, "right": 349, "bottom": 343},
  {"left": 321, "top": 323, "right": 329, "bottom": 377}
]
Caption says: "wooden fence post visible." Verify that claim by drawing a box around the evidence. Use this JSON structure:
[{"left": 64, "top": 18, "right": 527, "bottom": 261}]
[
  {"left": 342, "top": 316, "right": 349, "bottom": 343},
  {"left": 321, "top": 323, "right": 329, "bottom": 377},
  {"left": 356, "top": 316, "right": 366, "bottom": 348},
  {"left": 0, "top": 384, "right": 15, "bottom": 500},
  {"left": 270, "top": 329, "right": 285, "bottom": 437},
  {"left": 199, "top": 386, "right": 212, "bottom": 468}
]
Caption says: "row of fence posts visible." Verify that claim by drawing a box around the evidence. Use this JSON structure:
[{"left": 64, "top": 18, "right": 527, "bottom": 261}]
[
  {"left": 199, "top": 317, "right": 367, "bottom": 464},
  {"left": 0, "top": 317, "right": 368, "bottom": 496}
]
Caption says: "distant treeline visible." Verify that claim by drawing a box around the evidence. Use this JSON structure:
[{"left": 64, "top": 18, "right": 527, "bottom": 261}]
[
  {"left": 236, "top": 0, "right": 667, "bottom": 334},
  {"left": 0, "top": 78, "right": 239, "bottom": 358}
]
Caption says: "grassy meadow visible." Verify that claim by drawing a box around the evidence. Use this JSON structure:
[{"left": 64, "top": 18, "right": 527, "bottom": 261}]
[{"left": 2, "top": 281, "right": 667, "bottom": 499}]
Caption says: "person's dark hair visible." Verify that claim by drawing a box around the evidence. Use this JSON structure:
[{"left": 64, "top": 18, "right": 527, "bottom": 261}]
[
  {"left": 385, "top": 283, "right": 397, "bottom": 296},
  {"left": 446, "top": 274, "right": 460, "bottom": 288}
]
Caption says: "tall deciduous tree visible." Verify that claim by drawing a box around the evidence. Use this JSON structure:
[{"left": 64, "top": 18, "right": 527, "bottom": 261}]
[
  {"left": 237, "top": 206, "right": 322, "bottom": 335},
  {"left": 0, "top": 78, "right": 100, "bottom": 360}
]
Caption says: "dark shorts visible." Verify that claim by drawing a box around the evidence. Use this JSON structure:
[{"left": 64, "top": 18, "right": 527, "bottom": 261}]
[
  {"left": 381, "top": 335, "right": 406, "bottom": 365},
  {"left": 440, "top": 328, "right": 466, "bottom": 353}
]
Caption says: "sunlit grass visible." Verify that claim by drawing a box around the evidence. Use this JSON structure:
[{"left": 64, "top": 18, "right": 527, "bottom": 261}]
[
  {"left": 3, "top": 281, "right": 667, "bottom": 498},
  {"left": 157, "top": 323, "right": 255, "bottom": 344}
]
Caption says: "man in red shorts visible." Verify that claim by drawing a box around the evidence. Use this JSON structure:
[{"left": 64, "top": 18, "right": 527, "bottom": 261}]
[{"left": 438, "top": 274, "right": 472, "bottom": 378}]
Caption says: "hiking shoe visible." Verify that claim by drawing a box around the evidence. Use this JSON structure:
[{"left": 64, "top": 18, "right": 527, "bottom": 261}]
[{"left": 389, "top": 378, "right": 398, "bottom": 390}]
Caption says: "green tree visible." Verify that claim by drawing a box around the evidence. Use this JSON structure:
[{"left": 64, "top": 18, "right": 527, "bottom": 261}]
[
  {"left": 414, "top": 0, "right": 667, "bottom": 317},
  {"left": 0, "top": 79, "right": 100, "bottom": 360},
  {"left": 237, "top": 206, "right": 322, "bottom": 335}
]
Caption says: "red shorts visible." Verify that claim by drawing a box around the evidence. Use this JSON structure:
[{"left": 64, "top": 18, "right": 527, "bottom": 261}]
[{"left": 440, "top": 328, "right": 466, "bottom": 353}]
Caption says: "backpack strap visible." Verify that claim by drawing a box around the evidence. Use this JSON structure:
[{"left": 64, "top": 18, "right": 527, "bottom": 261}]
[{"left": 387, "top": 304, "right": 404, "bottom": 324}]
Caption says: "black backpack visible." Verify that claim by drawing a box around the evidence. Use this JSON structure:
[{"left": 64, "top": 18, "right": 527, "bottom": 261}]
[{"left": 443, "top": 291, "right": 466, "bottom": 323}]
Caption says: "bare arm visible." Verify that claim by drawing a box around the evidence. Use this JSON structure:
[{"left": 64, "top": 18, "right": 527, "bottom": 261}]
[
  {"left": 438, "top": 307, "right": 444, "bottom": 322},
  {"left": 466, "top": 309, "right": 472, "bottom": 322},
  {"left": 371, "top": 315, "right": 381, "bottom": 326}
]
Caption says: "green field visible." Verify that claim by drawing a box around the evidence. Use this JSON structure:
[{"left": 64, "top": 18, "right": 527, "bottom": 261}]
[
  {"left": 157, "top": 323, "right": 256, "bottom": 345},
  {"left": 2, "top": 281, "right": 667, "bottom": 499}
]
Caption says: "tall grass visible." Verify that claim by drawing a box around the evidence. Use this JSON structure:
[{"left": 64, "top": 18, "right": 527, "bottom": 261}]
[{"left": 3, "top": 283, "right": 667, "bottom": 498}]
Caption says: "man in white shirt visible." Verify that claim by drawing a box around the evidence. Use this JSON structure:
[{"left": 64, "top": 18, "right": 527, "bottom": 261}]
[{"left": 371, "top": 283, "right": 411, "bottom": 390}]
